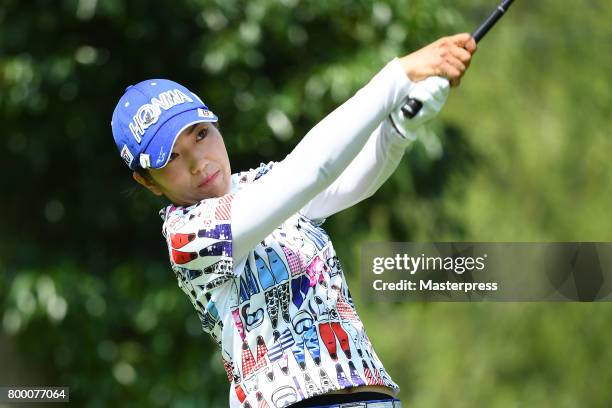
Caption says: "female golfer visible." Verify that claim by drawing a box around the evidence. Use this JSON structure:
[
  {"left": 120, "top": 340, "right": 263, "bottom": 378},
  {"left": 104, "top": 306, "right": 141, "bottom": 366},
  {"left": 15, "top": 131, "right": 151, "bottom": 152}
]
[{"left": 111, "top": 33, "right": 476, "bottom": 408}]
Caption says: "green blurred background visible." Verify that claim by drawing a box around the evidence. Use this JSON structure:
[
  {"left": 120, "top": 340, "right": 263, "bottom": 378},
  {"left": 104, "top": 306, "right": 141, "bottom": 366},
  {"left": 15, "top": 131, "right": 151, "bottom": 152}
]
[{"left": 1, "top": 0, "right": 611, "bottom": 406}]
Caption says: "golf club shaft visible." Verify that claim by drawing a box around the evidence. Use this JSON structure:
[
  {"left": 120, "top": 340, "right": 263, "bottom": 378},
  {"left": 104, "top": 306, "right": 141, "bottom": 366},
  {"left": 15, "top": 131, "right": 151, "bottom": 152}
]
[
  {"left": 401, "top": 0, "right": 516, "bottom": 119},
  {"left": 472, "top": 0, "right": 515, "bottom": 41}
]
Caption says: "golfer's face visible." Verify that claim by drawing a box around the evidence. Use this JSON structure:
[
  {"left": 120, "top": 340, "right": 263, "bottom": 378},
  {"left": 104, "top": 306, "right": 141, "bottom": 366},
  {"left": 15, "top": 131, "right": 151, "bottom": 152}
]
[{"left": 148, "top": 122, "right": 231, "bottom": 205}]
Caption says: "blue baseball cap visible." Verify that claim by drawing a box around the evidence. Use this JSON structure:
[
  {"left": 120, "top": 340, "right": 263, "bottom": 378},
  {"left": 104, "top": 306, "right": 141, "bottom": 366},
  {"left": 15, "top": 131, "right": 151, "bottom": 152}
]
[{"left": 111, "top": 79, "right": 218, "bottom": 170}]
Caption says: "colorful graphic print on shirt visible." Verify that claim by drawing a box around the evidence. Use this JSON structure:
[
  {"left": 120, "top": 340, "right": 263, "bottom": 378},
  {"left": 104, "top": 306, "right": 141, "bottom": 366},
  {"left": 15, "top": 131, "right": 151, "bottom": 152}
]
[{"left": 161, "top": 162, "right": 399, "bottom": 408}]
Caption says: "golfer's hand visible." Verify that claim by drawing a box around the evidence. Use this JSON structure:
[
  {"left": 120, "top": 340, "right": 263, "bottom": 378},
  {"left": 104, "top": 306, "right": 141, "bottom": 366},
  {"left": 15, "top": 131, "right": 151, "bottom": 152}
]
[{"left": 399, "top": 33, "right": 477, "bottom": 87}]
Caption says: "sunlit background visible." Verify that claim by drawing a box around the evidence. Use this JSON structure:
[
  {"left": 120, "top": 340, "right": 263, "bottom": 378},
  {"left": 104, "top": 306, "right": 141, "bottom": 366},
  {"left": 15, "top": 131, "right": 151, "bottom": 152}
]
[{"left": 1, "top": 0, "right": 611, "bottom": 406}]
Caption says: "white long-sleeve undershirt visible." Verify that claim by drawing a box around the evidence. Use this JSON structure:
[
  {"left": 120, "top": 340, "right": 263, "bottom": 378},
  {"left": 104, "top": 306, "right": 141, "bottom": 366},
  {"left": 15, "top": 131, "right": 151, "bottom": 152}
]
[
  {"left": 299, "top": 118, "right": 413, "bottom": 221},
  {"left": 232, "top": 58, "right": 414, "bottom": 262}
]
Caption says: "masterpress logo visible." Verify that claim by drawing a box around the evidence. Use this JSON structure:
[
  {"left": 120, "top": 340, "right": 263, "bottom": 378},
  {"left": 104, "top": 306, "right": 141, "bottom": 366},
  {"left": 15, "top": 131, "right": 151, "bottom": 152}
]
[
  {"left": 361, "top": 243, "right": 612, "bottom": 301},
  {"left": 371, "top": 253, "right": 488, "bottom": 275},
  {"left": 368, "top": 250, "right": 498, "bottom": 296},
  {"left": 362, "top": 243, "right": 502, "bottom": 301}
]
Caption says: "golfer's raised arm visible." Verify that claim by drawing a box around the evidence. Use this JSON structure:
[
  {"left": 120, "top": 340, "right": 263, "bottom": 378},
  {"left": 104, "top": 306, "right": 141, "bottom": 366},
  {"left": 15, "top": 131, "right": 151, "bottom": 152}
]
[
  {"left": 232, "top": 35, "right": 476, "bottom": 262},
  {"left": 297, "top": 119, "right": 413, "bottom": 222},
  {"left": 231, "top": 58, "right": 413, "bottom": 261}
]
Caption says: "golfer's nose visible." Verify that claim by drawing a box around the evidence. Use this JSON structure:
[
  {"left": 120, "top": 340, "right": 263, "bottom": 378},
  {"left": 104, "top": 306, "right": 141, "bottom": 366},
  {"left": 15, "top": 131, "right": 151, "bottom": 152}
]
[{"left": 187, "top": 151, "right": 207, "bottom": 175}]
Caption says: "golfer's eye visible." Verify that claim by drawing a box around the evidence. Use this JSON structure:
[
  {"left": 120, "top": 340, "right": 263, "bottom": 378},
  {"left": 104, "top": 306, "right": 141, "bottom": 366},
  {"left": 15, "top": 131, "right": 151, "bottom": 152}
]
[
  {"left": 168, "top": 152, "right": 179, "bottom": 163},
  {"left": 196, "top": 127, "right": 208, "bottom": 141}
]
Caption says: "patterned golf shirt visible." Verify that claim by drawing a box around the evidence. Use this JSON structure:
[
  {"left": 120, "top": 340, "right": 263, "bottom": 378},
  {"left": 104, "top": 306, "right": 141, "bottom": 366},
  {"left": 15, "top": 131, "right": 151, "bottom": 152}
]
[
  {"left": 161, "top": 163, "right": 400, "bottom": 407},
  {"left": 159, "top": 58, "right": 442, "bottom": 407}
]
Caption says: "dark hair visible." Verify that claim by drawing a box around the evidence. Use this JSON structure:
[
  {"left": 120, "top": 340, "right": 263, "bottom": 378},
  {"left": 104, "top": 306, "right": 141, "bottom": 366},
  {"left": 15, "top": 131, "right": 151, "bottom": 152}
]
[{"left": 134, "top": 166, "right": 152, "bottom": 182}]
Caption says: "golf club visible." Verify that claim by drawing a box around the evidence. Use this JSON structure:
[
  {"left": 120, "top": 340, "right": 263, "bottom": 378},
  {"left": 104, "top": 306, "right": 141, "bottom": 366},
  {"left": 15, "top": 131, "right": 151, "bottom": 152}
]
[{"left": 401, "top": 0, "right": 516, "bottom": 118}]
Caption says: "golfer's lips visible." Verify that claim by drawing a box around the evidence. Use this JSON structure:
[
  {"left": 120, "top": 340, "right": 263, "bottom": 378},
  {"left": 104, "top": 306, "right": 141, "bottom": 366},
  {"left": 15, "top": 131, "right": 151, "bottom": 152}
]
[{"left": 198, "top": 170, "right": 220, "bottom": 188}]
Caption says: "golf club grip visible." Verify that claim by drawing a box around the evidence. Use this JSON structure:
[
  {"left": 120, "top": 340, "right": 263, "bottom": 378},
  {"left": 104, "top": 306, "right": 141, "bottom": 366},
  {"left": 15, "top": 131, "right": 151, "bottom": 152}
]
[{"left": 401, "top": 0, "right": 515, "bottom": 119}]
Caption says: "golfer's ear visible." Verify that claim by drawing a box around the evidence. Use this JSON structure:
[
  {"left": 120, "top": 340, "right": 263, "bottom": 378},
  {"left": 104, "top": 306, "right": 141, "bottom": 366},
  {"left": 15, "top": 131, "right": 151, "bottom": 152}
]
[{"left": 132, "top": 171, "right": 163, "bottom": 196}]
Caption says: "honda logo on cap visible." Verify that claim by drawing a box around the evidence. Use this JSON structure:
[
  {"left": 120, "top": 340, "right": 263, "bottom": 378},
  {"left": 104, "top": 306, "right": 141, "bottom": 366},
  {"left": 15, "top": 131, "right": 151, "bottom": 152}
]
[{"left": 128, "top": 89, "right": 194, "bottom": 143}]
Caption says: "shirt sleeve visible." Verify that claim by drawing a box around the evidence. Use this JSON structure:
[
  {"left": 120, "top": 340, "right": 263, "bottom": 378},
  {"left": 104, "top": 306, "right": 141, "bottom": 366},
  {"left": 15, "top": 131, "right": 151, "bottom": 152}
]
[
  {"left": 298, "top": 114, "right": 416, "bottom": 221},
  {"left": 162, "top": 196, "right": 235, "bottom": 306},
  {"left": 232, "top": 58, "right": 413, "bottom": 262}
]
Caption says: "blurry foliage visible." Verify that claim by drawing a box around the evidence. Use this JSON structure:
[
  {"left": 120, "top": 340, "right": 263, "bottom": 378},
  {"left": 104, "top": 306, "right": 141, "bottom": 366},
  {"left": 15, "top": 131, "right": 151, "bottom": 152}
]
[{"left": 1, "top": 0, "right": 611, "bottom": 406}]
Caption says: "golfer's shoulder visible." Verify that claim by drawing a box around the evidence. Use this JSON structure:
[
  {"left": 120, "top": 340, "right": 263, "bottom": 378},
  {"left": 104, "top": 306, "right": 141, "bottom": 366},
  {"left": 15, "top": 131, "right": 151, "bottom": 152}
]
[
  {"left": 161, "top": 197, "right": 233, "bottom": 236},
  {"left": 160, "top": 203, "right": 198, "bottom": 236}
]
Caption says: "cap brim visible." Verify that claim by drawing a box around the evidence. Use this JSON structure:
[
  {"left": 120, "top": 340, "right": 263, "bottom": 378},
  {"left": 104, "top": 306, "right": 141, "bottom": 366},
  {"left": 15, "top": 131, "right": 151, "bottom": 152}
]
[{"left": 143, "top": 108, "right": 218, "bottom": 169}]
